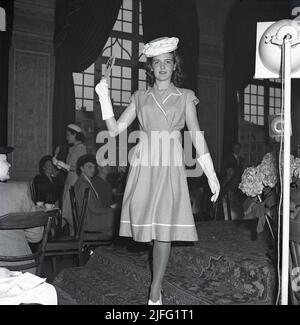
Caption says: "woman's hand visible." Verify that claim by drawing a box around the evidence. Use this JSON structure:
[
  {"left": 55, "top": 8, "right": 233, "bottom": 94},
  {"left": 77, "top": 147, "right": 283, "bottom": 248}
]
[
  {"left": 95, "top": 79, "right": 114, "bottom": 120},
  {"left": 197, "top": 153, "right": 220, "bottom": 202},
  {"left": 56, "top": 160, "right": 70, "bottom": 171},
  {"left": 95, "top": 79, "right": 109, "bottom": 100},
  {"left": 52, "top": 157, "right": 58, "bottom": 166},
  {"left": 207, "top": 174, "right": 220, "bottom": 202},
  {"left": 52, "top": 158, "right": 70, "bottom": 171}
]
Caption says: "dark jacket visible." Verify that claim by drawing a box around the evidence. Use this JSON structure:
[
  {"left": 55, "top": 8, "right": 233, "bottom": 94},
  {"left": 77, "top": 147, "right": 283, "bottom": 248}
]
[
  {"left": 74, "top": 174, "right": 115, "bottom": 233},
  {"left": 33, "top": 174, "right": 63, "bottom": 204}
]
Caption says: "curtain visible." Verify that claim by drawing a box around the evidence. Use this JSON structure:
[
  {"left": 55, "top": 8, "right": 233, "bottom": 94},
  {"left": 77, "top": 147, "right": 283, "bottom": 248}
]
[
  {"left": 223, "top": 0, "right": 291, "bottom": 156},
  {"left": 141, "top": 0, "right": 199, "bottom": 90},
  {"left": 0, "top": 0, "right": 14, "bottom": 146},
  {"left": 53, "top": 0, "right": 122, "bottom": 159}
]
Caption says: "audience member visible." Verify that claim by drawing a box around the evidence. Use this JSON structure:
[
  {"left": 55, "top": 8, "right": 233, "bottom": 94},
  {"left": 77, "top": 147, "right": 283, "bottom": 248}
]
[
  {"left": 93, "top": 165, "right": 114, "bottom": 208},
  {"left": 222, "top": 142, "right": 244, "bottom": 188},
  {"left": 52, "top": 124, "right": 87, "bottom": 236},
  {"left": 0, "top": 146, "right": 43, "bottom": 274},
  {"left": 219, "top": 142, "right": 245, "bottom": 220},
  {"left": 74, "top": 154, "right": 115, "bottom": 237},
  {"left": 32, "top": 155, "right": 64, "bottom": 206},
  {"left": 104, "top": 165, "right": 128, "bottom": 196}
]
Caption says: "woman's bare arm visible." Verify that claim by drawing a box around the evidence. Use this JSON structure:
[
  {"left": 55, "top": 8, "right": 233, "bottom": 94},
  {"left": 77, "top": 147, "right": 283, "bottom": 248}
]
[{"left": 185, "top": 101, "right": 208, "bottom": 157}]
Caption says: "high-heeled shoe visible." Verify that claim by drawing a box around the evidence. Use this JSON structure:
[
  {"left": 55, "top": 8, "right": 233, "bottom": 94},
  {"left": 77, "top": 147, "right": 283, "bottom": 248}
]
[{"left": 148, "top": 292, "right": 162, "bottom": 305}]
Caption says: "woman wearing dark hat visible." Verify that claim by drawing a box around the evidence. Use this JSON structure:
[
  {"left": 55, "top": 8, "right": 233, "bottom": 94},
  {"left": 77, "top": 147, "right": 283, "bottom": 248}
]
[
  {"left": 95, "top": 37, "right": 220, "bottom": 305},
  {"left": 52, "top": 124, "right": 87, "bottom": 235},
  {"left": 74, "top": 154, "right": 115, "bottom": 237},
  {"left": 32, "top": 155, "right": 63, "bottom": 205}
]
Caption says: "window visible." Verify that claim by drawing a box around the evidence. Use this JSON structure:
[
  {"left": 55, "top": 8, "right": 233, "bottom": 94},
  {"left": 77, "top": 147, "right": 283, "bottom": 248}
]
[
  {"left": 100, "top": 0, "right": 147, "bottom": 109},
  {"left": 73, "top": 64, "right": 95, "bottom": 112},
  {"left": 239, "top": 79, "right": 282, "bottom": 166},
  {"left": 242, "top": 79, "right": 282, "bottom": 126},
  {"left": 73, "top": 0, "right": 146, "bottom": 155},
  {"left": 73, "top": 0, "right": 146, "bottom": 112},
  {"left": 243, "top": 83, "right": 265, "bottom": 126}
]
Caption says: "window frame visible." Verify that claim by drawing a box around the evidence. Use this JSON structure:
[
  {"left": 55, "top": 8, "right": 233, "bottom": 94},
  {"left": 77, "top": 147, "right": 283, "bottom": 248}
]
[
  {"left": 95, "top": 0, "right": 146, "bottom": 110},
  {"left": 238, "top": 78, "right": 282, "bottom": 166}
]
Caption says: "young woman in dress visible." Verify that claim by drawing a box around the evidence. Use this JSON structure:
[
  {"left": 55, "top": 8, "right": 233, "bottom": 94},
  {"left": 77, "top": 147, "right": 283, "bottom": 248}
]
[
  {"left": 95, "top": 37, "right": 220, "bottom": 305},
  {"left": 52, "top": 124, "right": 87, "bottom": 235}
]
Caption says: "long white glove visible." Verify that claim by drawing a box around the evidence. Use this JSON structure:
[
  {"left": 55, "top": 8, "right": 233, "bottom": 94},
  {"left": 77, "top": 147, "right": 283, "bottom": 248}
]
[
  {"left": 52, "top": 157, "right": 70, "bottom": 172},
  {"left": 95, "top": 79, "right": 114, "bottom": 120},
  {"left": 197, "top": 153, "right": 220, "bottom": 202}
]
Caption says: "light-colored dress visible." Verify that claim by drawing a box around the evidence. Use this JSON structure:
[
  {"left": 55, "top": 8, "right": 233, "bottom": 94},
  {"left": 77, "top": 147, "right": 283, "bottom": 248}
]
[
  {"left": 119, "top": 83, "right": 199, "bottom": 242},
  {"left": 61, "top": 143, "right": 87, "bottom": 231}
]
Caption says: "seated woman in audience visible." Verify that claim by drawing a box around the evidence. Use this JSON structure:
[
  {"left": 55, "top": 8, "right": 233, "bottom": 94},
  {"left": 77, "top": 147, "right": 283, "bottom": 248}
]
[
  {"left": 0, "top": 146, "right": 43, "bottom": 274},
  {"left": 33, "top": 155, "right": 64, "bottom": 206},
  {"left": 93, "top": 164, "right": 114, "bottom": 208},
  {"left": 74, "top": 154, "right": 116, "bottom": 238}
]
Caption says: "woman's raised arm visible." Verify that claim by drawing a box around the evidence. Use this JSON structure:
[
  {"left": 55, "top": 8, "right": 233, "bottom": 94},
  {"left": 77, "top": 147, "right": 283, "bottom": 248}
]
[{"left": 95, "top": 79, "right": 136, "bottom": 137}]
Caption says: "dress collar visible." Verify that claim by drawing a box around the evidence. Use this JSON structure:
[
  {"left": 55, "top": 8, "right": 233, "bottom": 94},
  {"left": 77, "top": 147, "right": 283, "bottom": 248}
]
[{"left": 148, "top": 83, "right": 182, "bottom": 103}]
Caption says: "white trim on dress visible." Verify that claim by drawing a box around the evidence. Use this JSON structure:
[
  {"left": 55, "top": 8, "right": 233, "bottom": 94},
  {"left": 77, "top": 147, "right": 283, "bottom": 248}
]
[
  {"left": 150, "top": 93, "right": 167, "bottom": 117},
  {"left": 120, "top": 220, "right": 195, "bottom": 227},
  {"left": 162, "top": 87, "right": 182, "bottom": 104}
]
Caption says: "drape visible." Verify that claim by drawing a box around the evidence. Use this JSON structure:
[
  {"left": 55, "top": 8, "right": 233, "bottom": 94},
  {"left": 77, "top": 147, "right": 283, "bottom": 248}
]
[
  {"left": 223, "top": 0, "right": 292, "bottom": 156},
  {"left": 53, "top": 0, "right": 122, "bottom": 159},
  {"left": 141, "top": 0, "right": 199, "bottom": 90},
  {"left": 0, "top": 0, "right": 14, "bottom": 146}
]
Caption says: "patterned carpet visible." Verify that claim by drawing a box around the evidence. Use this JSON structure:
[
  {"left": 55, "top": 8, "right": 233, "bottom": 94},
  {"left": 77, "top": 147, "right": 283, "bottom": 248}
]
[{"left": 53, "top": 220, "right": 277, "bottom": 305}]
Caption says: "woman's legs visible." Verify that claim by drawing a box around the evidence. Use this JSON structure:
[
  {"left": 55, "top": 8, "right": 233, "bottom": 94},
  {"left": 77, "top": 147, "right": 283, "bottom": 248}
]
[{"left": 149, "top": 240, "right": 171, "bottom": 302}]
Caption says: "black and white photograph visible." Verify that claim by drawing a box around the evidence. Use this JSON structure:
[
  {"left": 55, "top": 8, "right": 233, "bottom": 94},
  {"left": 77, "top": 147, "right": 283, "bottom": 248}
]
[{"left": 0, "top": 0, "right": 300, "bottom": 309}]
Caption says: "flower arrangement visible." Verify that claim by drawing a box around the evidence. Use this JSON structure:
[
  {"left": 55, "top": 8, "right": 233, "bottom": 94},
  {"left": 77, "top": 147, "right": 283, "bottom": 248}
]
[
  {"left": 239, "top": 166, "right": 264, "bottom": 197},
  {"left": 239, "top": 152, "right": 278, "bottom": 196},
  {"left": 288, "top": 155, "right": 300, "bottom": 220},
  {"left": 239, "top": 152, "right": 278, "bottom": 239},
  {"left": 284, "top": 155, "right": 300, "bottom": 180}
]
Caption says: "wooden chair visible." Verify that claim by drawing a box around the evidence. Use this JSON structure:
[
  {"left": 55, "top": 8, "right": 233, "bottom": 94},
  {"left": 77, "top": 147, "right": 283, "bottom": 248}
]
[
  {"left": 83, "top": 209, "right": 115, "bottom": 248},
  {"left": 70, "top": 185, "right": 112, "bottom": 250},
  {"left": 29, "top": 180, "right": 37, "bottom": 204},
  {"left": 45, "top": 187, "right": 90, "bottom": 276},
  {"left": 289, "top": 219, "right": 300, "bottom": 305},
  {"left": 0, "top": 211, "right": 53, "bottom": 276}
]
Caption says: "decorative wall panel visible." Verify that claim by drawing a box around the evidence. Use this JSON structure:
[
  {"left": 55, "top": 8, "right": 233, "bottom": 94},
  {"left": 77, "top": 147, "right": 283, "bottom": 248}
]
[
  {"left": 8, "top": 0, "right": 55, "bottom": 180},
  {"left": 12, "top": 49, "right": 50, "bottom": 175}
]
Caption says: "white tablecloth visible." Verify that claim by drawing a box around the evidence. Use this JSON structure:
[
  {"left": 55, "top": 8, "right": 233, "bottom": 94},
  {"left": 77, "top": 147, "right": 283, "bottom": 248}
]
[{"left": 0, "top": 268, "right": 57, "bottom": 305}]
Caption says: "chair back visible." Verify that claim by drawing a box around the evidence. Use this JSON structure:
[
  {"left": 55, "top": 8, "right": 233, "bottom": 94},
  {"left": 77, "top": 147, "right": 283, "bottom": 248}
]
[
  {"left": 69, "top": 186, "right": 90, "bottom": 240},
  {"left": 76, "top": 188, "right": 90, "bottom": 243},
  {"left": 289, "top": 219, "right": 300, "bottom": 305},
  {"left": 69, "top": 186, "right": 79, "bottom": 235},
  {"left": 29, "top": 180, "right": 37, "bottom": 204},
  {"left": 0, "top": 211, "right": 53, "bottom": 276}
]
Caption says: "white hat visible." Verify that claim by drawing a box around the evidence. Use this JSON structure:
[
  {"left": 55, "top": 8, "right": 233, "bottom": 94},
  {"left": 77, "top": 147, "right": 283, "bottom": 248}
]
[
  {"left": 67, "top": 124, "right": 82, "bottom": 133},
  {"left": 143, "top": 37, "right": 179, "bottom": 58}
]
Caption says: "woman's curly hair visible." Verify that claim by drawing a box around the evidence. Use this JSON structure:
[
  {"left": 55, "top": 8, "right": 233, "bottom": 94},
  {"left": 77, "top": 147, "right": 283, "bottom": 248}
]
[{"left": 144, "top": 51, "right": 184, "bottom": 87}]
